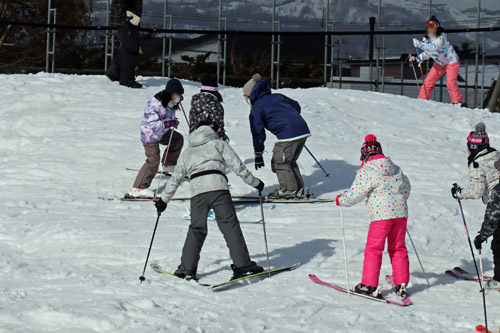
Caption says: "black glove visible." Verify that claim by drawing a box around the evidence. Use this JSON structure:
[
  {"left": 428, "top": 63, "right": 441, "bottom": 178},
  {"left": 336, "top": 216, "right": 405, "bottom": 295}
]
[
  {"left": 474, "top": 234, "right": 484, "bottom": 250},
  {"left": 255, "top": 180, "right": 265, "bottom": 193},
  {"left": 451, "top": 184, "right": 462, "bottom": 199},
  {"left": 255, "top": 152, "right": 265, "bottom": 170},
  {"left": 155, "top": 198, "right": 167, "bottom": 214}
]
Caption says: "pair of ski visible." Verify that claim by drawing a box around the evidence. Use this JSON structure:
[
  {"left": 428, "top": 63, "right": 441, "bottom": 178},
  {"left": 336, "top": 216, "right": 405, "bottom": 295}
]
[
  {"left": 445, "top": 266, "right": 493, "bottom": 282},
  {"left": 150, "top": 263, "right": 300, "bottom": 291},
  {"left": 309, "top": 274, "right": 413, "bottom": 307},
  {"left": 116, "top": 195, "right": 335, "bottom": 204}
]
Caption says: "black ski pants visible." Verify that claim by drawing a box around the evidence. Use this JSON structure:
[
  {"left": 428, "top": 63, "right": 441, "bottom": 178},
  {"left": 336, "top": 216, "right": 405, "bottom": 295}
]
[
  {"left": 107, "top": 26, "right": 140, "bottom": 85},
  {"left": 179, "top": 190, "right": 251, "bottom": 272},
  {"left": 492, "top": 226, "right": 500, "bottom": 281}
]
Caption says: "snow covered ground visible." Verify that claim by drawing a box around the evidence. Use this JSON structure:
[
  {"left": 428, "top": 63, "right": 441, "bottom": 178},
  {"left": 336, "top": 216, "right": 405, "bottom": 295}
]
[{"left": 1, "top": 73, "right": 500, "bottom": 332}]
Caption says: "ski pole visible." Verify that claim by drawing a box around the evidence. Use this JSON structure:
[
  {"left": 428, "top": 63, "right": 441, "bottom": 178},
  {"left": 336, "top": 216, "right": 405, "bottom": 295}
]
[
  {"left": 155, "top": 129, "right": 175, "bottom": 197},
  {"left": 139, "top": 212, "right": 162, "bottom": 283},
  {"left": 304, "top": 145, "right": 330, "bottom": 177},
  {"left": 415, "top": 48, "right": 429, "bottom": 100},
  {"left": 340, "top": 206, "right": 350, "bottom": 294},
  {"left": 179, "top": 102, "right": 191, "bottom": 128},
  {"left": 406, "top": 229, "right": 430, "bottom": 286},
  {"left": 408, "top": 55, "right": 420, "bottom": 91},
  {"left": 259, "top": 191, "right": 272, "bottom": 277},
  {"left": 479, "top": 250, "right": 484, "bottom": 289},
  {"left": 454, "top": 187, "right": 488, "bottom": 332}
]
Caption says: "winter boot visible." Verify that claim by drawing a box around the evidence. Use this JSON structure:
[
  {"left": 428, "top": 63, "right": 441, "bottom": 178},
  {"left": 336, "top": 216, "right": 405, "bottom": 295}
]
[
  {"left": 174, "top": 266, "right": 198, "bottom": 281},
  {"left": 354, "top": 283, "right": 382, "bottom": 298},
  {"left": 127, "top": 187, "right": 155, "bottom": 198},
  {"left": 485, "top": 279, "right": 500, "bottom": 290},
  {"left": 268, "top": 189, "right": 296, "bottom": 200},
  {"left": 230, "top": 261, "right": 264, "bottom": 280},
  {"left": 394, "top": 283, "right": 408, "bottom": 298}
]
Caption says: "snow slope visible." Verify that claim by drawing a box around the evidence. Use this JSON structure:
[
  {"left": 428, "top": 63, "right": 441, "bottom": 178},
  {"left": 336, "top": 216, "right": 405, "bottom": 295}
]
[{"left": 1, "top": 73, "right": 500, "bottom": 332}]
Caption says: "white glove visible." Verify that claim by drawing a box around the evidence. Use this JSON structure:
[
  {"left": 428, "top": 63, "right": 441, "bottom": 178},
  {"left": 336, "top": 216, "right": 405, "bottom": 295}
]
[
  {"left": 422, "top": 37, "right": 429, "bottom": 43},
  {"left": 417, "top": 53, "right": 428, "bottom": 64},
  {"left": 126, "top": 11, "right": 141, "bottom": 26},
  {"left": 413, "top": 38, "right": 422, "bottom": 48}
]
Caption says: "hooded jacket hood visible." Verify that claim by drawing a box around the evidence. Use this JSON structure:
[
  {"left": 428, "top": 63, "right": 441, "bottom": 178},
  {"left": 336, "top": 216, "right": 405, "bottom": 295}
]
[
  {"left": 365, "top": 156, "right": 399, "bottom": 177},
  {"left": 249, "top": 80, "right": 272, "bottom": 104},
  {"left": 189, "top": 126, "right": 219, "bottom": 148}
]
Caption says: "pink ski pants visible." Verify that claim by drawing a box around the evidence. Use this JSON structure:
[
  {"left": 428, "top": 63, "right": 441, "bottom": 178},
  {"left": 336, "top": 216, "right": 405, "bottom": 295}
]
[
  {"left": 418, "top": 62, "right": 463, "bottom": 104},
  {"left": 362, "top": 217, "right": 410, "bottom": 287}
]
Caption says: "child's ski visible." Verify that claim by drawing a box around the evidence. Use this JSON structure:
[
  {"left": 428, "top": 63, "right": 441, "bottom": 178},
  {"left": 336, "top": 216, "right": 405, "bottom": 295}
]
[
  {"left": 150, "top": 264, "right": 211, "bottom": 286},
  {"left": 308, "top": 274, "right": 412, "bottom": 307},
  {"left": 104, "top": 196, "right": 334, "bottom": 204},
  {"left": 385, "top": 275, "right": 413, "bottom": 305},
  {"left": 445, "top": 267, "right": 493, "bottom": 282},
  {"left": 476, "top": 325, "right": 494, "bottom": 333},
  {"left": 210, "top": 263, "right": 300, "bottom": 292}
]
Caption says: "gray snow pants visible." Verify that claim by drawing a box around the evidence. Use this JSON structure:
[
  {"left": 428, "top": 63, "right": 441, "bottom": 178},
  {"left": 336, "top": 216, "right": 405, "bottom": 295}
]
[
  {"left": 271, "top": 137, "right": 307, "bottom": 193},
  {"left": 133, "top": 130, "right": 184, "bottom": 189},
  {"left": 179, "top": 190, "right": 252, "bottom": 272}
]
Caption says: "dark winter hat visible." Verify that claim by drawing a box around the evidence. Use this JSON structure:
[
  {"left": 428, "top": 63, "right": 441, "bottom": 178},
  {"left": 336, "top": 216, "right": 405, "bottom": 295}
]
[
  {"left": 360, "top": 134, "right": 383, "bottom": 161},
  {"left": 165, "top": 78, "right": 184, "bottom": 95},
  {"left": 426, "top": 16, "right": 440, "bottom": 28},
  {"left": 201, "top": 74, "right": 218, "bottom": 91},
  {"left": 467, "top": 122, "right": 490, "bottom": 154}
]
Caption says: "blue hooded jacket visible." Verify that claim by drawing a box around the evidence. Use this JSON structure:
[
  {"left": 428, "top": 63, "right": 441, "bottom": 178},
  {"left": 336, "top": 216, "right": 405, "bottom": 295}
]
[{"left": 249, "top": 80, "right": 311, "bottom": 152}]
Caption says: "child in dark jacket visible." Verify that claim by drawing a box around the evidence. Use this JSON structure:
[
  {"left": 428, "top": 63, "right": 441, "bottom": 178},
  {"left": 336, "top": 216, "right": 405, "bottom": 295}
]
[
  {"left": 243, "top": 74, "right": 311, "bottom": 198},
  {"left": 189, "top": 75, "right": 226, "bottom": 140},
  {"left": 128, "top": 79, "right": 185, "bottom": 198}
]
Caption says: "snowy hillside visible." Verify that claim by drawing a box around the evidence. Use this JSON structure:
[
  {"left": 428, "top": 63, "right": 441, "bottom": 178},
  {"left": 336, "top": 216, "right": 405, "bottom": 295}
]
[{"left": 1, "top": 73, "right": 500, "bottom": 332}]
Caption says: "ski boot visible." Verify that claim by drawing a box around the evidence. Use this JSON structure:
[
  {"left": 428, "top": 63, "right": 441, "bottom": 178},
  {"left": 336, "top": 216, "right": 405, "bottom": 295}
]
[
  {"left": 174, "top": 266, "right": 198, "bottom": 281},
  {"left": 354, "top": 283, "right": 383, "bottom": 299},
  {"left": 296, "top": 186, "right": 315, "bottom": 200},
  {"left": 394, "top": 283, "right": 408, "bottom": 298},
  {"left": 268, "top": 189, "right": 296, "bottom": 200},
  {"left": 230, "top": 261, "right": 264, "bottom": 280},
  {"left": 485, "top": 279, "right": 500, "bottom": 290},
  {"left": 127, "top": 187, "right": 155, "bottom": 199}
]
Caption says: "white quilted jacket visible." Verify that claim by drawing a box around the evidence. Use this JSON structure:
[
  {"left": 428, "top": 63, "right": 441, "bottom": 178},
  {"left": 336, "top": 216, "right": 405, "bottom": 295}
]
[{"left": 460, "top": 149, "right": 500, "bottom": 204}]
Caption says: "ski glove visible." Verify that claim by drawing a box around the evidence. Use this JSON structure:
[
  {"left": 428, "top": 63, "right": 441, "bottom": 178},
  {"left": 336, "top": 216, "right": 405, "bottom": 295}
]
[
  {"left": 335, "top": 194, "right": 342, "bottom": 206},
  {"left": 164, "top": 118, "right": 179, "bottom": 129},
  {"left": 155, "top": 198, "right": 167, "bottom": 214},
  {"left": 255, "top": 152, "right": 265, "bottom": 170},
  {"left": 413, "top": 38, "right": 423, "bottom": 49},
  {"left": 451, "top": 184, "right": 462, "bottom": 199},
  {"left": 255, "top": 180, "right": 265, "bottom": 193},
  {"left": 168, "top": 96, "right": 184, "bottom": 109},
  {"left": 125, "top": 11, "right": 141, "bottom": 26},
  {"left": 474, "top": 234, "right": 484, "bottom": 250}
]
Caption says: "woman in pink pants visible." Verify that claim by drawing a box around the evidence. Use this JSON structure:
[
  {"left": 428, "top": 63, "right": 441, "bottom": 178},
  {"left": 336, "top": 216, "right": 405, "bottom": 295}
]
[
  {"left": 412, "top": 16, "right": 463, "bottom": 104},
  {"left": 336, "top": 135, "right": 411, "bottom": 298}
]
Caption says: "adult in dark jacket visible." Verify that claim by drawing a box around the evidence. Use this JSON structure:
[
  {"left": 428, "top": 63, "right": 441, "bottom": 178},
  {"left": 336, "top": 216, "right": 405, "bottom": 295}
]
[
  {"left": 474, "top": 160, "right": 500, "bottom": 290},
  {"left": 243, "top": 74, "right": 311, "bottom": 197},
  {"left": 106, "top": 0, "right": 143, "bottom": 89}
]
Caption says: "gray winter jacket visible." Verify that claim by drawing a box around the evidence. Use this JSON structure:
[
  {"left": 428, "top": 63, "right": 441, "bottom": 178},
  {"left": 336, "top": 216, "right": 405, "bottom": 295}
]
[
  {"left": 460, "top": 148, "right": 500, "bottom": 204},
  {"left": 161, "top": 126, "right": 260, "bottom": 203}
]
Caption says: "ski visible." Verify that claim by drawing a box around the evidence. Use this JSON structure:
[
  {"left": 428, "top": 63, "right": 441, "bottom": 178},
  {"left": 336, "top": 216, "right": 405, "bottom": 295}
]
[
  {"left": 445, "top": 267, "right": 493, "bottom": 282},
  {"left": 210, "top": 263, "right": 300, "bottom": 292},
  {"left": 104, "top": 196, "right": 334, "bottom": 204},
  {"left": 150, "top": 264, "right": 210, "bottom": 286},
  {"left": 385, "top": 275, "right": 413, "bottom": 305},
  {"left": 308, "top": 274, "right": 412, "bottom": 306},
  {"left": 126, "top": 167, "right": 174, "bottom": 176},
  {"left": 476, "top": 325, "right": 494, "bottom": 333}
]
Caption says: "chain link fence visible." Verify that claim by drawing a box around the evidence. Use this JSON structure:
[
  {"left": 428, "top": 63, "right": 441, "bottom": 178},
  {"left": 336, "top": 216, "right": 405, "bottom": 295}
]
[{"left": 3, "top": 0, "right": 499, "bottom": 107}]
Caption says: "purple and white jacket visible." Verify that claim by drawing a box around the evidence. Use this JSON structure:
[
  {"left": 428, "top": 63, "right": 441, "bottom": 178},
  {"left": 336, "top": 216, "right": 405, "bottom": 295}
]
[{"left": 140, "top": 97, "right": 176, "bottom": 143}]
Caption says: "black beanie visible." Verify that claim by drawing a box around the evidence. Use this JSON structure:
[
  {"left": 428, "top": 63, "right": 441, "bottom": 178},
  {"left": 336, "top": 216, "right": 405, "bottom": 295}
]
[
  {"left": 201, "top": 74, "right": 218, "bottom": 90},
  {"left": 467, "top": 122, "right": 490, "bottom": 154},
  {"left": 165, "top": 78, "right": 184, "bottom": 95}
]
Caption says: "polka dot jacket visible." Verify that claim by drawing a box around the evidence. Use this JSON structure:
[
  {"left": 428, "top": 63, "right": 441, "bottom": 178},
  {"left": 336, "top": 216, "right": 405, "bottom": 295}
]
[{"left": 338, "top": 155, "right": 411, "bottom": 221}]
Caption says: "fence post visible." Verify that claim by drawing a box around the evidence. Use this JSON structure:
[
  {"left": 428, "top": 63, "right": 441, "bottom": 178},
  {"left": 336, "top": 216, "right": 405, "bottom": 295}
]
[
  {"left": 465, "top": 61, "right": 469, "bottom": 106},
  {"left": 271, "top": 0, "right": 276, "bottom": 87},
  {"left": 473, "top": 0, "right": 481, "bottom": 108},
  {"left": 400, "top": 61, "right": 404, "bottom": 96},
  {"left": 46, "top": 0, "right": 56, "bottom": 73},
  {"left": 481, "top": 32, "right": 486, "bottom": 107},
  {"left": 375, "top": 0, "right": 381, "bottom": 92},
  {"left": 104, "top": 0, "right": 115, "bottom": 72},
  {"left": 381, "top": 28, "right": 386, "bottom": 93},
  {"left": 323, "top": 0, "right": 329, "bottom": 87},
  {"left": 369, "top": 17, "right": 375, "bottom": 91}
]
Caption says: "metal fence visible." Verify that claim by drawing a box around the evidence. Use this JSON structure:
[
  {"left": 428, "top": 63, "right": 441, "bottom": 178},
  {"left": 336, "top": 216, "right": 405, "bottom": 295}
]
[{"left": 38, "top": 0, "right": 500, "bottom": 107}]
